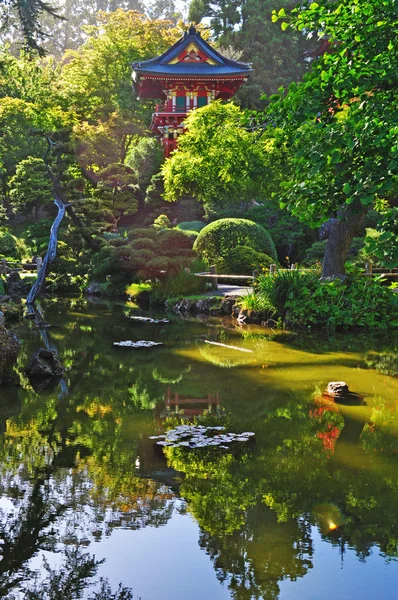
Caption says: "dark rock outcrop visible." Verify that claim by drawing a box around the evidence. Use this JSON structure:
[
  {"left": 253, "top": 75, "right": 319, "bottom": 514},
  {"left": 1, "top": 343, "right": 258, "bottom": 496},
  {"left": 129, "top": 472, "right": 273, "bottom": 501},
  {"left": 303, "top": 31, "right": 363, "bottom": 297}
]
[
  {"left": 25, "top": 348, "right": 64, "bottom": 382},
  {"left": 6, "top": 271, "right": 31, "bottom": 298},
  {"left": 0, "top": 326, "right": 20, "bottom": 384}
]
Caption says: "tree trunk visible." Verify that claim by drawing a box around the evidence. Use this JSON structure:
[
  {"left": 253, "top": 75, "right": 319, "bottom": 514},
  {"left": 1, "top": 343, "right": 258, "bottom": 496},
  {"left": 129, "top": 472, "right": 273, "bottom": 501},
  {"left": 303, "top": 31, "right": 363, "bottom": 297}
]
[
  {"left": 322, "top": 206, "right": 368, "bottom": 277},
  {"left": 26, "top": 196, "right": 66, "bottom": 307}
]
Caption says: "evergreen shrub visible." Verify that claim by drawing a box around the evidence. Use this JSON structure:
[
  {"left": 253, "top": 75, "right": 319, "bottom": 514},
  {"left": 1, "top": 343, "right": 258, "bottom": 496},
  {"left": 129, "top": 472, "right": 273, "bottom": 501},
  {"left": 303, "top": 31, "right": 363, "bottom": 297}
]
[
  {"left": 194, "top": 218, "right": 277, "bottom": 263},
  {"left": 223, "top": 246, "right": 274, "bottom": 274}
]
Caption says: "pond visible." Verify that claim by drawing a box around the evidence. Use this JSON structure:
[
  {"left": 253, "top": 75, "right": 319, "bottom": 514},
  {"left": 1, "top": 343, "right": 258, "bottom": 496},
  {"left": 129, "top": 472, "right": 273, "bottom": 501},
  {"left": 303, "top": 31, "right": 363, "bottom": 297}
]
[{"left": 0, "top": 299, "right": 397, "bottom": 599}]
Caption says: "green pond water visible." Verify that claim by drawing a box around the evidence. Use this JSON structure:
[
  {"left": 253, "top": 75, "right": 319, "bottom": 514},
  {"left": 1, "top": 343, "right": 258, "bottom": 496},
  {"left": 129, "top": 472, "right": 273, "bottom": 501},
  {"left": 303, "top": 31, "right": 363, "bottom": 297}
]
[{"left": 0, "top": 299, "right": 397, "bottom": 599}]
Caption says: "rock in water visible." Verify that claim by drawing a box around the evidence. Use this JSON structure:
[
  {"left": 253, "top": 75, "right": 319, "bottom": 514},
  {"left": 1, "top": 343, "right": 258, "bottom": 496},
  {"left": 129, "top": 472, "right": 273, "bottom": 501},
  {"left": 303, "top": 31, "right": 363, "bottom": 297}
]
[
  {"left": 326, "top": 381, "right": 349, "bottom": 398},
  {"left": 0, "top": 326, "right": 20, "bottom": 384},
  {"left": 25, "top": 348, "right": 64, "bottom": 380}
]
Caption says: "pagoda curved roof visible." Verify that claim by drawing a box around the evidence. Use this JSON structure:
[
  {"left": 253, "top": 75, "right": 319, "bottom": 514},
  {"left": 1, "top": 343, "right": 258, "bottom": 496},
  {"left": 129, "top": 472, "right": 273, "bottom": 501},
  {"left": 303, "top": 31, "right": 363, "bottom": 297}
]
[{"left": 132, "top": 25, "right": 252, "bottom": 79}]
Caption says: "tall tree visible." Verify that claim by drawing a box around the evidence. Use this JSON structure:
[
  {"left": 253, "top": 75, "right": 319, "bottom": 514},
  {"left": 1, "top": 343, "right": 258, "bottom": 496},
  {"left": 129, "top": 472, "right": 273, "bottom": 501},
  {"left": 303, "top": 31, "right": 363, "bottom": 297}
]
[
  {"left": 188, "top": 0, "right": 241, "bottom": 42},
  {"left": 0, "top": 0, "right": 61, "bottom": 54},
  {"left": 268, "top": 0, "right": 398, "bottom": 276}
]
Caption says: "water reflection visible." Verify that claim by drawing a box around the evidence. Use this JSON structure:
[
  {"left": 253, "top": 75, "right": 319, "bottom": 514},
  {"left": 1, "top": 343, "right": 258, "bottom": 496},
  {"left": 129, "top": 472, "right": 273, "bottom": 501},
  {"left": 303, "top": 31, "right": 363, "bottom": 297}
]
[{"left": 0, "top": 299, "right": 396, "bottom": 599}]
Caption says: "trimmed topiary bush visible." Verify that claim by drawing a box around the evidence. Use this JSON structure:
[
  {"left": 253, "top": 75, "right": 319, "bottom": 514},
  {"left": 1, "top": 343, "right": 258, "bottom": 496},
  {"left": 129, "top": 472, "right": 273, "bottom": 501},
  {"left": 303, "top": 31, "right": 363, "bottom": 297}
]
[
  {"left": 223, "top": 245, "right": 274, "bottom": 275},
  {"left": 176, "top": 221, "right": 206, "bottom": 232},
  {"left": 158, "top": 228, "right": 194, "bottom": 251},
  {"left": 193, "top": 218, "right": 277, "bottom": 264}
]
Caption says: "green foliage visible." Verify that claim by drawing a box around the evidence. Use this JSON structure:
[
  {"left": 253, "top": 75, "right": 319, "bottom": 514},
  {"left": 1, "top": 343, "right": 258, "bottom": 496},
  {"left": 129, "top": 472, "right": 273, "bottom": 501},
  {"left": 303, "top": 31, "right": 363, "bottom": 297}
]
[
  {"left": 0, "top": 228, "right": 18, "bottom": 258},
  {"left": 194, "top": 218, "right": 277, "bottom": 264},
  {"left": 268, "top": 0, "right": 398, "bottom": 227},
  {"left": 254, "top": 270, "right": 398, "bottom": 331},
  {"left": 304, "top": 241, "right": 328, "bottom": 266},
  {"left": 176, "top": 220, "right": 206, "bottom": 232},
  {"left": 223, "top": 245, "right": 273, "bottom": 275},
  {"left": 153, "top": 214, "right": 171, "bottom": 230},
  {"left": 162, "top": 102, "right": 285, "bottom": 210},
  {"left": 363, "top": 208, "right": 398, "bottom": 268},
  {"left": 256, "top": 269, "right": 318, "bottom": 319},
  {"left": 150, "top": 262, "right": 208, "bottom": 303},
  {"left": 8, "top": 157, "right": 53, "bottom": 217},
  {"left": 125, "top": 137, "right": 163, "bottom": 190}
]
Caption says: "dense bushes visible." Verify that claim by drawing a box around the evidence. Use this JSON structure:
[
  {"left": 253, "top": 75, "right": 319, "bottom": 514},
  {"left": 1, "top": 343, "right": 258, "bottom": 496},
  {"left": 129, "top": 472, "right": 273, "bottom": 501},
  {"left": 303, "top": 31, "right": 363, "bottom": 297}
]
[
  {"left": 90, "top": 226, "right": 199, "bottom": 294},
  {"left": 194, "top": 218, "right": 278, "bottom": 264},
  {"left": 251, "top": 270, "right": 398, "bottom": 331},
  {"left": 223, "top": 246, "right": 274, "bottom": 275}
]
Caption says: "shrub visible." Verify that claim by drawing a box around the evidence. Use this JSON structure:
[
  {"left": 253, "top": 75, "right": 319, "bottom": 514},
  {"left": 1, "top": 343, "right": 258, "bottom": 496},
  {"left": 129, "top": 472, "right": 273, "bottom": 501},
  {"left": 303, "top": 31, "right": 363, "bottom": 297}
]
[
  {"left": 194, "top": 218, "right": 277, "bottom": 264},
  {"left": 153, "top": 214, "right": 171, "bottom": 230},
  {"left": 158, "top": 228, "right": 194, "bottom": 251},
  {"left": 256, "top": 270, "right": 319, "bottom": 318},
  {"left": 284, "top": 276, "right": 398, "bottom": 331},
  {"left": 0, "top": 229, "right": 18, "bottom": 258},
  {"left": 176, "top": 221, "right": 206, "bottom": 232},
  {"left": 304, "top": 241, "right": 327, "bottom": 265},
  {"left": 151, "top": 266, "right": 207, "bottom": 303},
  {"left": 224, "top": 246, "right": 274, "bottom": 275},
  {"left": 129, "top": 238, "right": 157, "bottom": 252},
  {"left": 127, "top": 228, "right": 157, "bottom": 241}
]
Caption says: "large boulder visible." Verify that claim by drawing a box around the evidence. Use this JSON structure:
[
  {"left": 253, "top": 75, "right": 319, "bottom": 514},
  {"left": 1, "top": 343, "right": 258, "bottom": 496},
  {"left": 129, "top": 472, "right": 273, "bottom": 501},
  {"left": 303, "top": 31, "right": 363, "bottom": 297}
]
[
  {"left": 25, "top": 349, "right": 64, "bottom": 381},
  {"left": 6, "top": 271, "right": 31, "bottom": 298},
  {"left": 0, "top": 326, "right": 20, "bottom": 384}
]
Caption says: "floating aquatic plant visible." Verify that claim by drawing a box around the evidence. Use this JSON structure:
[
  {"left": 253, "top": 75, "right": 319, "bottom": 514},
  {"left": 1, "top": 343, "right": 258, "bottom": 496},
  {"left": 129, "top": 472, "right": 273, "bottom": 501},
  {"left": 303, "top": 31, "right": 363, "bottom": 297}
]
[
  {"left": 113, "top": 340, "right": 163, "bottom": 348},
  {"left": 149, "top": 425, "right": 255, "bottom": 450}
]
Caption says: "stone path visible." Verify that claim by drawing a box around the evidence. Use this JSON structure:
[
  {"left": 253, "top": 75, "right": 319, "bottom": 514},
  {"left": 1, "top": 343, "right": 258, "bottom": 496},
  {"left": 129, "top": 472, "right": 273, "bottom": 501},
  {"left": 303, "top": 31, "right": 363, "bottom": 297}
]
[{"left": 205, "top": 284, "right": 253, "bottom": 297}]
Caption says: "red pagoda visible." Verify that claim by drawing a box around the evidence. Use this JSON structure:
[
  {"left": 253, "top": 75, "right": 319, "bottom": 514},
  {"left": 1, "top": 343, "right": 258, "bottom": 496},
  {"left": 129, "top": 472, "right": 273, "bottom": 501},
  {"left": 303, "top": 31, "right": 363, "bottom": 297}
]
[{"left": 132, "top": 25, "right": 252, "bottom": 157}]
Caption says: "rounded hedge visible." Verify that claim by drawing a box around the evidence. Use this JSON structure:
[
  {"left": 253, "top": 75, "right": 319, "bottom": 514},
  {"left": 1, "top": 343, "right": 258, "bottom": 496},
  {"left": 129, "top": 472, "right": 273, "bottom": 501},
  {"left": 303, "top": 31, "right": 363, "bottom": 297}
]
[
  {"left": 176, "top": 220, "right": 206, "bottom": 232},
  {"left": 0, "top": 229, "right": 18, "bottom": 258},
  {"left": 223, "top": 245, "right": 274, "bottom": 275},
  {"left": 193, "top": 218, "right": 277, "bottom": 264}
]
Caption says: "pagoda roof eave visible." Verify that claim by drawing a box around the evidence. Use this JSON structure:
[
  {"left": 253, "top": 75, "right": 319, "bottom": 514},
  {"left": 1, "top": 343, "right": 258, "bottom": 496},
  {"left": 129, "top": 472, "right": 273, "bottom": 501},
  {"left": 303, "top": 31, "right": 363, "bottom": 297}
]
[{"left": 131, "top": 25, "right": 252, "bottom": 76}]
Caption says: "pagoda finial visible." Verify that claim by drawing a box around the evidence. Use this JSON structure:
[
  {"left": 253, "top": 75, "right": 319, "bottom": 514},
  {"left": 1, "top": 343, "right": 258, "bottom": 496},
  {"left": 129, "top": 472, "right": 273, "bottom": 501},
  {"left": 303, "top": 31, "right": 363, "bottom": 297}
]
[{"left": 188, "top": 23, "right": 196, "bottom": 35}]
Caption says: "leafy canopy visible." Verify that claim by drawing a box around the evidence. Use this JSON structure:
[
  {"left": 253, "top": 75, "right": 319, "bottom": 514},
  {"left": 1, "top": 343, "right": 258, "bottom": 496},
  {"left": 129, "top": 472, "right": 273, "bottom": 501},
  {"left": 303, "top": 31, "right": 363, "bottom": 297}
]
[
  {"left": 162, "top": 101, "right": 286, "bottom": 211},
  {"left": 268, "top": 0, "right": 398, "bottom": 227}
]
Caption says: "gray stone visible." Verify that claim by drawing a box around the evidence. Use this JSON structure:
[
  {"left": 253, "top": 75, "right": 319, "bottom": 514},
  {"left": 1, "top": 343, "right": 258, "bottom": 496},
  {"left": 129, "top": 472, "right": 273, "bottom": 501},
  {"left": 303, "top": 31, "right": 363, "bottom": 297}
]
[
  {"left": 86, "top": 281, "right": 102, "bottom": 296},
  {"left": 326, "top": 381, "right": 349, "bottom": 398},
  {"left": 0, "top": 311, "right": 5, "bottom": 326}
]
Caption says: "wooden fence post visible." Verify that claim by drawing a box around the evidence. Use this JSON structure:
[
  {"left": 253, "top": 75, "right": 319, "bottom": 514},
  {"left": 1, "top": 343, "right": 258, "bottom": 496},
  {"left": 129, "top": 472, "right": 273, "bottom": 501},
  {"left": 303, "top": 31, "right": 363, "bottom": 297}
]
[
  {"left": 1, "top": 259, "right": 6, "bottom": 276},
  {"left": 209, "top": 264, "right": 218, "bottom": 290},
  {"left": 252, "top": 270, "right": 258, "bottom": 279},
  {"left": 365, "top": 261, "right": 372, "bottom": 277},
  {"left": 269, "top": 264, "right": 277, "bottom": 276},
  {"left": 36, "top": 257, "right": 43, "bottom": 275},
  {"left": 290, "top": 263, "right": 296, "bottom": 270}
]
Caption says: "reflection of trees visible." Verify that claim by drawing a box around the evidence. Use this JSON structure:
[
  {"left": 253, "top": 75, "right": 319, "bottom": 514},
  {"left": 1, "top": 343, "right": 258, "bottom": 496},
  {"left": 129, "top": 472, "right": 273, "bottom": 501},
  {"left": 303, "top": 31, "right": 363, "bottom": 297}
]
[{"left": 164, "top": 394, "right": 398, "bottom": 598}]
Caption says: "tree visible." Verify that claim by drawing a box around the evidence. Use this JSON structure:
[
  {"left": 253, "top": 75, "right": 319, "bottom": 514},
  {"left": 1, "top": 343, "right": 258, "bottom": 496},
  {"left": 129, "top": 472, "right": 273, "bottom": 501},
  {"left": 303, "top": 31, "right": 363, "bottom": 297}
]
[
  {"left": 8, "top": 157, "right": 53, "bottom": 218},
  {"left": 162, "top": 101, "right": 285, "bottom": 213},
  {"left": 268, "top": 0, "right": 398, "bottom": 276},
  {"left": 188, "top": 0, "right": 241, "bottom": 42},
  {"left": 0, "top": 0, "right": 61, "bottom": 54},
  {"left": 58, "top": 10, "right": 181, "bottom": 120},
  {"left": 234, "top": 0, "right": 315, "bottom": 108}
]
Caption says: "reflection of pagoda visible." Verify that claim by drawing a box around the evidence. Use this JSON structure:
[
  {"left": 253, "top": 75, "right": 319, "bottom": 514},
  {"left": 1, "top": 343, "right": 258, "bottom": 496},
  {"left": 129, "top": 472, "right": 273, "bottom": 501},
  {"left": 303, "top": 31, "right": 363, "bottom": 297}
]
[
  {"left": 157, "top": 386, "right": 222, "bottom": 421},
  {"left": 132, "top": 25, "right": 252, "bottom": 157}
]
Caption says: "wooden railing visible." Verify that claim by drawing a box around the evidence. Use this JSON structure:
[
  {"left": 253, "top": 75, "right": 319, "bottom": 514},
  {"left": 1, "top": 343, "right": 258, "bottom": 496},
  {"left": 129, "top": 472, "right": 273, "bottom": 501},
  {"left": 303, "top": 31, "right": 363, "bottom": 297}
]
[
  {"left": 193, "top": 262, "right": 398, "bottom": 290},
  {"left": 1, "top": 258, "right": 42, "bottom": 276}
]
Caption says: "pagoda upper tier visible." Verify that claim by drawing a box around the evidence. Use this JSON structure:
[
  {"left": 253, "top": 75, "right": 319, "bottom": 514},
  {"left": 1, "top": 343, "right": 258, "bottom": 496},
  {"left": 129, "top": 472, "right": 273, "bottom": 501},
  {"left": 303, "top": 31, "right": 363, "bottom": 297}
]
[{"left": 132, "top": 25, "right": 252, "bottom": 156}]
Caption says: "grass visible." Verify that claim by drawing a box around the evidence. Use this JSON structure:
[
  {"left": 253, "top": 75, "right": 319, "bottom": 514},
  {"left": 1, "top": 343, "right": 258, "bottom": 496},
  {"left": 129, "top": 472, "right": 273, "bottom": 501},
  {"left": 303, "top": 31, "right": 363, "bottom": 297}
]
[{"left": 126, "top": 282, "right": 152, "bottom": 299}]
